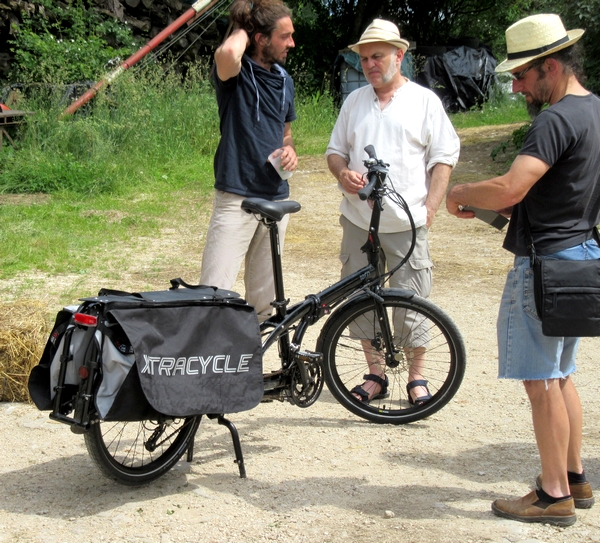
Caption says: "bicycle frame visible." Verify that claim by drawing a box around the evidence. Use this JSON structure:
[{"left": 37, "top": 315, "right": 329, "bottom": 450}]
[
  {"left": 36, "top": 145, "right": 464, "bottom": 485},
  {"left": 246, "top": 146, "right": 412, "bottom": 402}
]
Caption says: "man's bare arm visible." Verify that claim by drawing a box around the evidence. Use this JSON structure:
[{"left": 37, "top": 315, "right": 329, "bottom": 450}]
[
  {"left": 446, "top": 154, "right": 550, "bottom": 218},
  {"left": 214, "top": 29, "right": 250, "bottom": 82},
  {"left": 425, "top": 163, "right": 452, "bottom": 227}
]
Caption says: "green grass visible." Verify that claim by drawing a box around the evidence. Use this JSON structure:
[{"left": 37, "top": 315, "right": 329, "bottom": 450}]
[
  {"left": 293, "top": 91, "right": 339, "bottom": 155},
  {"left": 0, "top": 71, "right": 526, "bottom": 287},
  {"left": 1, "top": 189, "right": 177, "bottom": 277},
  {"left": 449, "top": 89, "right": 530, "bottom": 129}
]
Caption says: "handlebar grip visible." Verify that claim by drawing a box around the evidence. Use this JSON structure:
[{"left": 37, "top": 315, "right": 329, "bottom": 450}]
[
  {"left": 364, "top": 144, "right": 377, "bottom": 160},
  {"left": 358, "top": 173, "right": 377, "bottom": 200}
]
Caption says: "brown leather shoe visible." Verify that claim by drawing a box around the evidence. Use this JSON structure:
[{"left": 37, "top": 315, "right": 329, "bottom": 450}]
[
  {"left": 492, "top": 490, "right": 576, "bottom": 526},
  {"left": 536, "top": 474, "right": 595, "bottom": 509}
]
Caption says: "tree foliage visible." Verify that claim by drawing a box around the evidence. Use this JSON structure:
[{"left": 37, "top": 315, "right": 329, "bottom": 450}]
[
  {"left": 8, "top": 0, "right": 141, "bottom": 83},
  {"left": 285, "top": 0, "right": 600, "bottom": 94},
  {"left": 4, "top": 0, "right": 600, "bottom": 94},
  {"left": 543, "top": 0, "right": 600, "bottom": 93}
]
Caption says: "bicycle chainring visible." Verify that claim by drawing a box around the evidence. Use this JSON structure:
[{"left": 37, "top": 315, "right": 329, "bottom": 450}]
[{"left": 288, "top": 359, "right": 323, "bottom": 408}]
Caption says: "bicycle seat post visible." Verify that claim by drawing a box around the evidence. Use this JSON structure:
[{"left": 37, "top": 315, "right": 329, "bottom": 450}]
[
  {"left": 240, "top": 197, "right": 301, "bottom": 320},
  {"left": 267, "top": 219, "right": 288, "bottom": 319}
]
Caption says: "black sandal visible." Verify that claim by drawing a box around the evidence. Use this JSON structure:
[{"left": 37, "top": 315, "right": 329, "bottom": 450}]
[
  {"left": 406, "top": 379, "right": 432, "bottom": 406},
  {"left": 351, "top": 374, "right": 389, "bottom": 403}
]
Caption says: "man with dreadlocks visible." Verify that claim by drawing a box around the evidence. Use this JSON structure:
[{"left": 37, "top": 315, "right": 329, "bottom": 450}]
[{"left": 200, "top": 0, "right": 297, "bottom": 320}]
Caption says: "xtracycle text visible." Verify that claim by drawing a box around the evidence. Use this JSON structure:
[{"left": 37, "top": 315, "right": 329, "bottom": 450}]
[{"left": 141, "top": 354, "right": 254, "bottom": 376}]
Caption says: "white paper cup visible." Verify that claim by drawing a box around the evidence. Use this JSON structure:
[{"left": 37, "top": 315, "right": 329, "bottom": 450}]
[{"left": 268, "top": 150, "right": 294, "bottom": 180}]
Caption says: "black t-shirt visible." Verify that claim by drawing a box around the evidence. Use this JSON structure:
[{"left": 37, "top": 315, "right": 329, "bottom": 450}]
[
  {"left": 212, "top": 55, "right": 296, "bottom": 200},
  {"left": 503, "top": 94, "right": 600, "bottom": 256}
]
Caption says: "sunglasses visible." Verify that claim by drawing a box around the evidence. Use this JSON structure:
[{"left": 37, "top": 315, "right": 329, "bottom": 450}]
[{"left": 510, "top": 60, "right": 544, "bottom": 81}]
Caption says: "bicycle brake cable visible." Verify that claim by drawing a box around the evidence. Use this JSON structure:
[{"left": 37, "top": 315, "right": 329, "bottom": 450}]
[{"left": 376, "top": 179, "right": 417, "bottom": 287}]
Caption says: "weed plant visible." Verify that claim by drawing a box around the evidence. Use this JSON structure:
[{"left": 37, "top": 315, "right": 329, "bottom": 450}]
[
  {"left": 1, "top": 63, "right": 219, "bottom": 195},
  {"left": 294, "top": 90, "right": 339, "bottom": 155},
  {"left": 449, "top": 82, "right": 530, "bottom": 129}
]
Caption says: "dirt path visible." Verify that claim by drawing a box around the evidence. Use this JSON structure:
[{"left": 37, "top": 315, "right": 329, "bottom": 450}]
[{"left": 2, "top": 125, "right": 600, "bottom": 543}]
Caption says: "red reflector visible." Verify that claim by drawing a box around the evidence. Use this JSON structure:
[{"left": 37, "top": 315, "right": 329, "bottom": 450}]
[
  {"left": 78, "top": 366, "right": 89, "bottom": 379},
  {"left": 74, "top": 313, "right": 98, "bottom": 327}
]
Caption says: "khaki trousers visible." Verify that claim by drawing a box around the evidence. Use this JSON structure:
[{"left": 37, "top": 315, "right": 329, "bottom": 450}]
[{"left": 200, "top": 191, "right": 289, "bottom": 320}]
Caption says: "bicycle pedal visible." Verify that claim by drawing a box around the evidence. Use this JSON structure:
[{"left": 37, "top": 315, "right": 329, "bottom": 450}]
[{"left": 294, "top": 350, "right": 322, "bottom": 362}]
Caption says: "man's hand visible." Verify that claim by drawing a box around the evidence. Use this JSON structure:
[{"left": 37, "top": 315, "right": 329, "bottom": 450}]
[
  {"left": 278, "top": 145, "right": 298, "bottom": 172},
  {"left": 445, "top": 188, "right": 476, "bottom": 219},
  {"left": 326, "top": 153, "right": 366, "bottom": 195},
  {"left": 338, "top": 169, "right": 366, "bottom": 194}
]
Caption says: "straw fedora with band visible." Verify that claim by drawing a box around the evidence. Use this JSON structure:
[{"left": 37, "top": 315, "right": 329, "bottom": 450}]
[
  {"left": 349, "top": 19, "right": 410, "bottom": 54},
  {"left": 496, "top": 13, "right": 584, "bottom": 73}
]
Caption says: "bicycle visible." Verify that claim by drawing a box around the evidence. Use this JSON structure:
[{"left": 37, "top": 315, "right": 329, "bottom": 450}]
[{"left": 46, "top": 145, "right": 466, "bottom": 485}]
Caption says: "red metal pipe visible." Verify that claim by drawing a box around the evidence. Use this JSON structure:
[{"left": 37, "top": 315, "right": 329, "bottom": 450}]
[{"left": 61, "top": 0, "right": 218, "bottom": 117}]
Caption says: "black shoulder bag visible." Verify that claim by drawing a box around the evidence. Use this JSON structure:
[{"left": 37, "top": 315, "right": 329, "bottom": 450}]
[{"left": 523, "top": 206, "right": 600, "bottom": 337}]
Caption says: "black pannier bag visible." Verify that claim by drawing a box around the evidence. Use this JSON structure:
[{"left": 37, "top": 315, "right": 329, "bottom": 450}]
[{"left": 28, "top": 280, "right": 264, "bottom": 421}]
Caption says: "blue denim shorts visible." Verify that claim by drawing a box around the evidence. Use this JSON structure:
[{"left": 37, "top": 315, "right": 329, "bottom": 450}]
[{"left": 497, "top": 239, "right": 600, "bottom": 380}]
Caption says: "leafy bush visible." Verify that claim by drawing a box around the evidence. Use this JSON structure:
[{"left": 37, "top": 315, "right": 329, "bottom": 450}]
[
  {"left": 9, "top": 0, "right": 141, "bottom": 83},
  {"left": 490, "top": 122, "right": 531, "bottom": 161},
  {"left": 0, "top": 63, "right": 220, "bottom": 195}
]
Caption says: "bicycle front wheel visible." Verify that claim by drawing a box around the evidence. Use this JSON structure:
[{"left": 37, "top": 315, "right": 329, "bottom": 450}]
[
  {"left": 320, "top": 292, "right": 466, "bottom": 424},
  {"left": 84, "top": 416, "right": 201, "bottom": 485}
]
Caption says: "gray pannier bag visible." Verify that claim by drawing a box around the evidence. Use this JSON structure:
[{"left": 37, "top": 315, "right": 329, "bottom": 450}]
[{"left": 29, "top": 279, "right": 263, "bottom": 425}]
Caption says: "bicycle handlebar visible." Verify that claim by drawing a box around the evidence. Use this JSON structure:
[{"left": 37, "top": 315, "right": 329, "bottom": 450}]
[
  {"left": 357, "top": 144, "right": 417, "bottom": 284},
  {"left": 364, "top": 144, "right": 376, "bottom": 159},
  {"left": 358, "top": 145, "right": 379, "bottom": 201},
  {"left": 357, "top": 175, "right": 376, "bottom": 201}
]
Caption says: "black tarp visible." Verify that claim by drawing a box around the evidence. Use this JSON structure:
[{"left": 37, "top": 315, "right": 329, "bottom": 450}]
[{"left": 417, "top": 45, "right": 498, "bottom": 112}]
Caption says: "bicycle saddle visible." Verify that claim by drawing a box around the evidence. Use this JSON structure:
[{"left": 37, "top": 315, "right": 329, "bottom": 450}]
[{"left": 241, "top": 197, "right": 301, "bottom": 221}]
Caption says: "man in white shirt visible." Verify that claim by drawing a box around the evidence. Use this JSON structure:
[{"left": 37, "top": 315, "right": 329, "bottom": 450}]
[{"left": 326, "top": 19, "right": 460, "bottom": 404}]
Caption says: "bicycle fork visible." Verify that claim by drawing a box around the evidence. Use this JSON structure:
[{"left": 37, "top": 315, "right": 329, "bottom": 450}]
[{"left": 367, "top": 288, "right": 401, "bottom": 368}]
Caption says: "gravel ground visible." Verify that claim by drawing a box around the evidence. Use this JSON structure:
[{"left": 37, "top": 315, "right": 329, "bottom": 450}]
[{"left": 2, "top": 126, "right": 600, "bottom": 542}]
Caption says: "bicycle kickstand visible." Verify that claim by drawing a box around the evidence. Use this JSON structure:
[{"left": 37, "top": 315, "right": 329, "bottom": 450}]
[{"left": 207, "top": 414, "right": 247, "bottom": 478}]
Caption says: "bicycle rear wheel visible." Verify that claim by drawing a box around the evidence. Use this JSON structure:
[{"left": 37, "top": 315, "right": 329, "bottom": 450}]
[
  {"left": 84, "top": 416, "right": 201, "bottom": 485},
  {"left": 320, "top": 291, "right": 466, "bottom": 424}
]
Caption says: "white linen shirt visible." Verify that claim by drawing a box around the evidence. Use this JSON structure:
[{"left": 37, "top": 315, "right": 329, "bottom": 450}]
[{"left": 326, "top": 80, "right": 460, "bottom": 233}]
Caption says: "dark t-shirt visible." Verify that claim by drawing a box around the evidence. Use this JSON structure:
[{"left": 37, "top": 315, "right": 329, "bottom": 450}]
[
  {"left": 212, "top": 55, "right": 296, "bottom": 200},
  {"left": 503, "top": 93, "right": 600, "bottom": 256}
]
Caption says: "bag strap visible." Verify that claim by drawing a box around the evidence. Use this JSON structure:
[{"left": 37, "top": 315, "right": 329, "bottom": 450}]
[
  {"left": 520, "top": 203, "right": 537, "bottom": 266},
  {"left": 97, "top": 287, "right": 138, "bottom": 297},
  {"left": 169, "top": 277, "right": 218, "bottom": 292},
  {"left": 521, "top": 201, "right": 600, "bottom": 264}
]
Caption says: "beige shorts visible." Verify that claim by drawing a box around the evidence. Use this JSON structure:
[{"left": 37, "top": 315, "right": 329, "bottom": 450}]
[{"left": 339, "top": 215, "right": 432, "bottom": 297}]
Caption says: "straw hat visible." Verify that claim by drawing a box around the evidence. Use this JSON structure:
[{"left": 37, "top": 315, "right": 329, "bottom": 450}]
[
  {"left": 496, "top": 14, "right": 584, "bottom": 72},
  {"left": 349, "top": 19, "right": 409, "bottom": 54}
]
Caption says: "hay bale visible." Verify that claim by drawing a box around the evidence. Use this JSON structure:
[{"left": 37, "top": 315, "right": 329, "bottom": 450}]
[{"left": 0, "top": 300, "right": 51, "bottom": 402}]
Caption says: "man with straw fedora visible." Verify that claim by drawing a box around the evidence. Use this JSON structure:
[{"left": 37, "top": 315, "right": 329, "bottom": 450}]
[
  {"left": 326, "top": 19, "right": 459, "bottom": 406},
  {"left": 447, "top": 13, "right": 600, "bottom": 526}
]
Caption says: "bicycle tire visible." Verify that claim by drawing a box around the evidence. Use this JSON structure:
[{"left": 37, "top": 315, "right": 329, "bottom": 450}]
[
  {"left": 84, "top": 416, "right": 201, "bottom": 485},
  {"left": 320, "top": 290, "right": 466, "bottom": 424}
]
